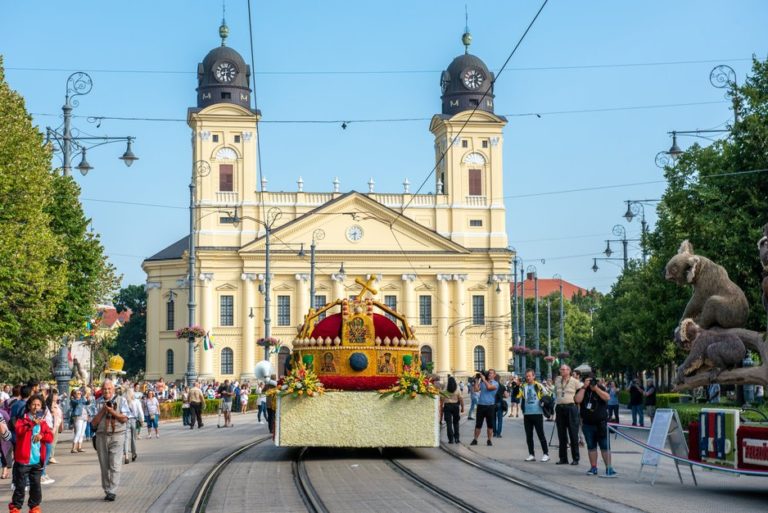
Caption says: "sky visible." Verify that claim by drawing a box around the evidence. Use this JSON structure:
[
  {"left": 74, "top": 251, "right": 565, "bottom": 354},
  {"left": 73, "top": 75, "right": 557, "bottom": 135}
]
[{"left": 1, "top": 0, "right": 766, "bottom": 293}]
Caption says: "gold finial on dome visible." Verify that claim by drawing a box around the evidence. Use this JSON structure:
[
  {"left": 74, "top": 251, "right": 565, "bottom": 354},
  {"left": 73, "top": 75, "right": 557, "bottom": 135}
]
[
  {"left": 219, "top": 1, "right": 229, "bottom": 46},
  {"left": 462, "top": 4, "right": 472, "bottom": 54}
]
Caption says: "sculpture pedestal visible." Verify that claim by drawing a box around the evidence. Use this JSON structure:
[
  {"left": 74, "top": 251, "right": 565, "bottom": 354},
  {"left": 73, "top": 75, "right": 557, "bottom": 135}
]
[{"left": 276, "top": 391, "right": 439, "bottom": 448}]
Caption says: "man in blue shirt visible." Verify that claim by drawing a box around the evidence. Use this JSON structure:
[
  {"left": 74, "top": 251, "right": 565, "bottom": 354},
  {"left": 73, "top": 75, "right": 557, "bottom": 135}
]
[{"left": 470, "top": 369, "right": 498, "bottom": 446}]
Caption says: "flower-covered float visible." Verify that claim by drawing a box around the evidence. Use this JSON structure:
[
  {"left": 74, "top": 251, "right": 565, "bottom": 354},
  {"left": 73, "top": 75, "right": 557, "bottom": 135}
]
[{"left": 274, "top": 276, "right": 440, "bottom": 448}]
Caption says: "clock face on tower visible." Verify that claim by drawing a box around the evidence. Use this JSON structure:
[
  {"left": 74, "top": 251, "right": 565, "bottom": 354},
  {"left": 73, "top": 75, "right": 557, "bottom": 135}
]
[
  {"left": 214, "top": 62, "right": 238, "bottom": 83},
  {"left": 462, "top": 68, "right": 485, "bottom": 90},
  {"left": 346, "top": 225, "right": 364, "bottom": 242},
  {"left": 440, "top": 71, "right": 451, "bottom": 93}
]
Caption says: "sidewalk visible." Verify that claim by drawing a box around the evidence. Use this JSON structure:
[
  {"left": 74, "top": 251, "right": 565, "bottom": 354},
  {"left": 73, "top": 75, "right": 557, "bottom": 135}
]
[
  {"left": 451, "top": 409, "right": 767, "bottom": 513},
  {"left": 1, "top": 411, "right": 269, "bottom": 513}
]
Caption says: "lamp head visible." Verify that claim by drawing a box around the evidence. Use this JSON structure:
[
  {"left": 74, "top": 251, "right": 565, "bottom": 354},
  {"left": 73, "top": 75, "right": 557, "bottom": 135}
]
[
  {"left": 592, "top": 259, "right": 599, "bottom": 273},
  {"left": 624, "top": 203, "right": 635, "bottom": 223},
  {"left": 668, "top": 132, "right": 683, "bottom": 159},
  {"left": 77, "top": 148, "right": 93, "bottom": 176},
  {"left": 119, "top": 138, "right": 138, "bottom": 167},
  {"left": 604, "top": 241, "right": 613, "bottom": 257}
]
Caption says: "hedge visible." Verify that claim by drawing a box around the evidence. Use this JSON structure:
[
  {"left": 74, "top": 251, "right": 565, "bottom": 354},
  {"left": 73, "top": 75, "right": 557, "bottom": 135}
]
[
  {"left": 618, "top": 390, "right": 630, "bottom": 406},
  {"left": 157, "top": 394, "right": 262, "bottom": 420},
  {"left": 670, "top": 403, "right": 768, "bottom": 429},
  {"left": 656, "top": 393, "right": 692, "bottom": 408}
]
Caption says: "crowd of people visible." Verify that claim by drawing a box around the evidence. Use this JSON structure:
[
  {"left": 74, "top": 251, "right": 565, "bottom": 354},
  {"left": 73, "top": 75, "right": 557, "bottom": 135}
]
[{"left": 439, "top": 364, "right": 665, "bottom": 479}]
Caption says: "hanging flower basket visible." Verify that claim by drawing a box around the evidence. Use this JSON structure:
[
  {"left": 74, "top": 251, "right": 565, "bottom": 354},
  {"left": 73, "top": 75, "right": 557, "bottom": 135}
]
[
  {"left": 257, "top": 337, "right": 281, "bottom": 347},
  {"left": 511, "top": 345, "right": 528, "bottom": 355},
  {"left": 557, "top": 351, "right": 570, "bottom": 359},
  {"left": 528, "top": 348, "right": 545, "bottom": 357},
  {"left": 175, "top": 325, "right": 206, "bottom": 340},
  {"left": 544, "top": 355, "right": 556, "bottom": 363}
]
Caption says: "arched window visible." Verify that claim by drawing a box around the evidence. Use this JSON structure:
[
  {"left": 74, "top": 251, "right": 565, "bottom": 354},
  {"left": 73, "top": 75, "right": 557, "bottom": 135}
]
[
  {"left": 221, "top": 347, "right": 234, "bottom": 375},
  {"left": 473, "top": 345, "right": 486, "bottom": 372},
  {"left": 166, "top": 349, "right": 174, "bottom": 375},
  {"left": 420, "top": 346, "right": 433, "bottom": 366},
  {"left": 278, "top": 346, "right": 291, "bottom": 378}
]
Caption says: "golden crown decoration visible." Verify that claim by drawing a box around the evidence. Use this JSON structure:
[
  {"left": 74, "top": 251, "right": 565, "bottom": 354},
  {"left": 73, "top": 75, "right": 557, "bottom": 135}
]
[{"left": 107, "top": 354, "right": 126, "bottom": 374}]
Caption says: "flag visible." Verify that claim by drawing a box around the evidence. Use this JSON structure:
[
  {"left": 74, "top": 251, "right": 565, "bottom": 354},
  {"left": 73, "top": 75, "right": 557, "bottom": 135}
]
[{"left": 203, "top": 331, "right": 215, "bottom": 351}]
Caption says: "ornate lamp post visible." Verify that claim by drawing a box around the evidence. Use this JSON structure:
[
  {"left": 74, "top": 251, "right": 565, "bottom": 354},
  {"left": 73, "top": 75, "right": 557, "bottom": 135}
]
[
  {"left": 512, "top": 255, "right": 522, "bottom": 372},
  {"left": 309, "top": 229, "right": 326, "bottom": 311},
  {"left": 526, "top": 265, "right": 540, "bottom": 380},
  {"left": 520, "top": 266, "right": 527, "bottom": 372},
  {"left": 553, "top": 273, "right": 565, "bottom": 357},
  {"left": 45, "top": 72, "right": 138, "bottom": 177},
  {"left": 593, "top": 225, "right": 641, "bottom": 272}
]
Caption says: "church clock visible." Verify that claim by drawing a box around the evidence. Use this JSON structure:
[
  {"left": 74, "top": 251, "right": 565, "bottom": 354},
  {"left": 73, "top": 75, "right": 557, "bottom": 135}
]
[
  {"left": 214, "top": 61, "right": 238, "bottom": 83},
  {"left": 462, "top": 68, "right": 485, "bottom": 90}
]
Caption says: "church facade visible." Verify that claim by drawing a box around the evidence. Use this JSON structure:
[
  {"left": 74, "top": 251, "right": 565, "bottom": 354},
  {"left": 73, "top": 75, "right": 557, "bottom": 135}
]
[{"left": 143, "top": 26, "right": 515, "bottom": 382}]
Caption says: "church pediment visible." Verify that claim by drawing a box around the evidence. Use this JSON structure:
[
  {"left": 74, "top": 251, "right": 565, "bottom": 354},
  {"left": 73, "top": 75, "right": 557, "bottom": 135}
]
[
  {"left": 467, "top": 283, "right": 488, "bottom": 292},
  {"left": 215, "top": 283, "right": 238, "bottom": 291},
  {"left": 380, "top": 283, "right": 400, "bottom": 292},
  {"left": 239, "top": 192, "right": 470, "bottom": 255},
  {"left": 415, "top": 284, "right": 433, "bottom": 291},
  {"left": 273, "top": 282, "right": 293, "bottom": 292}
]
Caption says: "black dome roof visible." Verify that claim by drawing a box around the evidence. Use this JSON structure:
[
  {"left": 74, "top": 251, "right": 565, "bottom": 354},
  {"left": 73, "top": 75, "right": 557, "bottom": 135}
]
[
  {"left": 196, "top": 25, "right": 252, "bottom": 110},
  {"left": 440, "top": 35, "right": 495, "bottom": 116}
]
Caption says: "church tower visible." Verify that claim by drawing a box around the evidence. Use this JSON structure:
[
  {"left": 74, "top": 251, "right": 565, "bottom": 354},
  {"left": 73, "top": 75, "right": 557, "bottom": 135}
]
[
  {"left": 430, "top": 31, "right": 507, "bottom": 250},
  {"left": 188, "top": 21, "right": 262, "bottom": 251}
]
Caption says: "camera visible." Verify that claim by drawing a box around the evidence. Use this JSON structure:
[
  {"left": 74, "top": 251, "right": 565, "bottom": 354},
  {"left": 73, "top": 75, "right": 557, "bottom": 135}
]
[{"left": 106, "top": 400, "right": 116, "bottom": 409}]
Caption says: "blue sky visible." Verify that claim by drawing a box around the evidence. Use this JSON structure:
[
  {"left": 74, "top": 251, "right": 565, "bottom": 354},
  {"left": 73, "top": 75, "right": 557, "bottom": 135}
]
[{"left": 2, "top": 0, "right": 766, "bottom": 293}]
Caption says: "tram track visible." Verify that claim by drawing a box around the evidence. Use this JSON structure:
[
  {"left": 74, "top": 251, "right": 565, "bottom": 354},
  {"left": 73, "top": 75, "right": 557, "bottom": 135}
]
[{"left": 293, "top": 447, "right": 331, "bottom": 513}]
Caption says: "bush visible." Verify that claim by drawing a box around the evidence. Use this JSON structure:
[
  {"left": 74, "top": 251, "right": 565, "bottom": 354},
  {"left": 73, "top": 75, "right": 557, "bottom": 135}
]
[
  {"left": 618, "top": 390, "right": 630, "bottom": 406},
  {"left": 656, "top": 393, "right": 692, "bottom": 408},
  {"left": 157, "top": 394, "right": 262, "bottom": 420}
]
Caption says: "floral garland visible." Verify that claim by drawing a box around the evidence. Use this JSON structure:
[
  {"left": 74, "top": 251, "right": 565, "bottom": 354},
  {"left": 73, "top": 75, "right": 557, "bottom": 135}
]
[
  {"left": 544, "top": 355, "right": 556, "bottom": 363},
  {"left": 378, "top": 369, "right": 443, "bottom": 399},
  {"left": 528, "top": 348, "right": 546, "bottom": 357},
  {"left": 175, "top": 325, "right": 206, "bottom": 339},
  {"left": 511, "top": 345, "right": 528, "bottom": 355},
  {"left": 257, "top": 337, "right": 281, "bottom": 347},
  {"left": 270, "top": 362, "right": 325, "bottom": 398}
]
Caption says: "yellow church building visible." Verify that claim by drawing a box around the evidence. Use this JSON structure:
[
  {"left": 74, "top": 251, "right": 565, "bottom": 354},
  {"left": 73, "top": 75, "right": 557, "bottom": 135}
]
[{"left": 143, "top": 26, "right": 515, "bottom": 382}]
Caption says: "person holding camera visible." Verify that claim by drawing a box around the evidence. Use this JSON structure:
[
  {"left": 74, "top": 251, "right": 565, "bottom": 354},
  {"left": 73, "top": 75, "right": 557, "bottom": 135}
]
[
  {"left": 575, "top": 373, "right": 617, "bottom": 478},
  {"left": 92, "top": 380, "right": 128, "bottom": 502},
  {"left": 554, "top": 364, "right": 582, "bottom": 465},
  {"left": 470, "top": 369, "right": 498, "bottom": 446},
  {"left": 518, "top": 369, "right": 550, "bottom": 462}
]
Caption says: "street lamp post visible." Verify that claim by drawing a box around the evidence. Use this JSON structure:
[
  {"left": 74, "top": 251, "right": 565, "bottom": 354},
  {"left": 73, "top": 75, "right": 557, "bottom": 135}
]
[
  {"left": 554, "top": 273, "right": 565, "bottom": 355},
  {"left": 527, "top": 265, "right": 540, "bottom": 380},
  {"left": 520, "top": 267, "right": 527, "bottom": 372},
  {"left": 594, "top": 225, "right": 641, "bottom": 272},
  {"left": 45, "top": 72, "right": 138, "bottom": 177},
  {"left": 624, "top": 200, "right": 660, "bottom": 263},
  {"left": 309, "top": 229, "right": 326, "bottom": 311},
  {"left": 512, "top": 256, "right": 521, "bottom": 372},
  {"left": 186, "top": 160, "right": 211, "bottom": 387},
  {"left": 546, "top": 298, "right": 552, "bottom": 380}
]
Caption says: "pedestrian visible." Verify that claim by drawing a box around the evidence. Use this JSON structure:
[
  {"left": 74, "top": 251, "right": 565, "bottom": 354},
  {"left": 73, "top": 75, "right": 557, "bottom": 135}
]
[
  {"left": 181, "top": 387, "right": 191, "bottom": 427},
  {"left": 644, "top": 379, "right": 657, "bottom": 422},
  {"left": 92, "top": 380, "right": 128, "bottom": 502},
  {"left": 554, "top": 364, "right": 582, "bottom": 465},
  {"left": 144, "top": 390, "right": 160, "bottom": 438},
  {"left": 467, "top": 378, "right": 479, "bottom": 420},
  {"left": 470, "top": 369, "right": 498, "bottom": 446},
  {"left": 240, "top": 384, "right": 249, "bottom": 414},
  {"left": 69, "top": 389, "right": 89, "bottom": 453},
  {"left": 8, "top": 394, "right": 53, "bottom": 513},
  {"left": 629, "top": 379, "right": 645, "bottom": 426},
  {"left": 188, "top": 382, "right": 205, "bottom": 429},
  {"left": 519, "top": 369, "right": 550, "bottom": 462},
  {"left": 756, "top": 384, "right": 765, "bottom": 406},
  {"left": 44, "top": 390, "right": 61, "bottom": 466},
  {"left": 39, "top": 392, "right": 56, "bottom": 485},
  {"left": 217, "top": 379, "right": 234, "bottom": 428},
  {"left": 123, "top": 387, "right": 142, "bottom": 464},
  {"left": 575, "top": 373, "right": 617, "bottom": 477},
  {"left": 84, "top": 387, "right": 96, "bottom": 442},
  {"left": 233, "top": 381, "right": 241, "bottom": 413},
  {"left": 265, "top": 375, "right": 278, "bottom": 434},
  {"left": 606, "top": 381, "right": 620, "bottom": 423},
  {"left": 493, "top": 378, "right": 508, "bottom": 438},
  {"left": 257, "top": 382, "right": 267, "bottom": 424},
  {"left": 439, "top": 376, "right": 464, "bottom": 444},
  {"left": 508, "top": 376, "right": 521, "bottom": 418},
  {"left": 459, "top": 380, "right": 465, "bottom": 394},
  {"left": 0, "top": 401, "right": 12, "bottom": 481}
]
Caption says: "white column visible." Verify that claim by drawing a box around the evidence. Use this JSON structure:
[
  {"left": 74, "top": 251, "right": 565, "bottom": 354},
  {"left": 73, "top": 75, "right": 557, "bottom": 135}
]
[
  {"left": 401, "top": 274, "right": 416, "bottom": 324},
  {"left": 452, "top": 274, "right": 467, "bottom": 375},
  {"left": 198, "top": 272, "right": 215, "bottom": 379},
  {"left": 436, "top": 274, "right": 451, "bottom": 375},
  {"left": 241, "top": 273, "right": 257, "bottom": 381},
  {"left": 295, "top": 273, "right": 309, "bottom": 329},
  {"left": 493, "top": 278, "right": 507, "bottom": 372},
  {"left": 145, "top": 281, "right": 162, "bottom": 379}
]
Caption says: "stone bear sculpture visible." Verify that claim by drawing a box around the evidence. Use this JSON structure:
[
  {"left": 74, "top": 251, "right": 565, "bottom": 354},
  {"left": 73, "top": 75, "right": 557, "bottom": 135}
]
[
  {"left": 675, "top": 318, "right": 746, "bottom": 383},
  {"left": 759, "top": 223, "right": 768, "bottom": 315},
  {"left": 665, "top": 240, "right": 749, "bottom": 330}
]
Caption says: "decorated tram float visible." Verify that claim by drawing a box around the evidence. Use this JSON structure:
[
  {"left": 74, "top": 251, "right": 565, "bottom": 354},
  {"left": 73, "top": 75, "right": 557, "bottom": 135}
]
[{"left": 269, "top": 277, "right": 441, "bottom": 448}]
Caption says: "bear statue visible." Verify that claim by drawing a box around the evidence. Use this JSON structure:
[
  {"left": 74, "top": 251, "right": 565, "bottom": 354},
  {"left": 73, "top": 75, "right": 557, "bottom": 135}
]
[
  {"left": 759, "top": 223, "right": 768, "bottom": 316},
  {"left": 665, "top": 240, "right": 749, "bottom": 331},
  {"left": 675, "top": 318, "right": 746, "bottom": 384}
]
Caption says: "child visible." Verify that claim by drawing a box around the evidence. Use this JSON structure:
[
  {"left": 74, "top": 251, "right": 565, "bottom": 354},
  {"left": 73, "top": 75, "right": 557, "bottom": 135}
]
[{"left": 9, "top": 394, "right": 53, "bottom": 513}]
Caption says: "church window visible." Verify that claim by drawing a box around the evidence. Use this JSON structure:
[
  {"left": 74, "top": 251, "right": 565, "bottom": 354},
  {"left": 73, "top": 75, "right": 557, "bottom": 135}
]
[
  {"left": 314, "top": 295, "right": 327, "bottom": 320},
  {"left": 482, "top": 140, "right": 489, "bottom": 148},
  {"left": 384, "top": 295, "right": 397, "bottom": 322},
  {"left": 469, "top": 99, "right": 479, "bottom": 107},
  {"left": 221, "top": 92, "right": 231, "bottom": 100},
  {"left": 277, "top": 295, "right": 291, "bottom": 326},
  {"left": 221, "top": 347, "right": 234, "bottom": 375},
  {"left": 234, "top": 134, "right": 241, "bottom": 143},
  {"left": 419, "top": 295, "right": 432, "bottom": 325},
  {"left": 420, "top": 346, "right": 432, "bottom": 365},
  {"left": 470, "top": 219, "right": 483, "bottom": 227},
  {"left": 473, "top": 346, "right": 486, "bottom": 371},
  {"left": 461, "top": 139, "right": 468, "bottom": 148},
  {"left": 468, "top": 169, "right": 482, "bottom": 196},
  {"left": 166, "top": 349, "right": 174, "bottom": 375},
  {"left": 219, "top": 164, "right": 234, "bottom": 192},
  {"left": 220, "top": 295, "right": 234, "bottom": 326},
  {"left": 166, "top": 297, "right": 175, "bottom": 331},
  {"left": 212, "top": 134, "right": 219, "bottom": 142},
  {"left": 472, "top": 295, "right": 485, "bottom": 325}
]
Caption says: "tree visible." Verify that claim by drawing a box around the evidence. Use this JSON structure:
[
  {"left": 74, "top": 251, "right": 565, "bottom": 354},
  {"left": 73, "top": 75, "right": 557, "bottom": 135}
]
[
  {"left": 111, "top": 285, "right": 147, "bottom": 378},
  {"left": 0, "top": 58, "right": 67, "bottom": 382},
  {"left": 591, "top": 57, "right": 768, "bottom": 384}
]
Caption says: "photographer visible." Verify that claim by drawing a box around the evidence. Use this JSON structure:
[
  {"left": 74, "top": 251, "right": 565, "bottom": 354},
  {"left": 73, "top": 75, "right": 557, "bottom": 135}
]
[
  {"left": 470, "top": 369, "right": 498, "bottom": 446},
  {"left": 575, "top": 373, "right": 617, "bottom": 478},
  {"left": 91, "top": 380, "right": 128, "bottom": 502}
]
